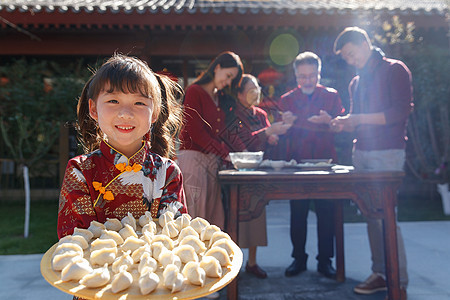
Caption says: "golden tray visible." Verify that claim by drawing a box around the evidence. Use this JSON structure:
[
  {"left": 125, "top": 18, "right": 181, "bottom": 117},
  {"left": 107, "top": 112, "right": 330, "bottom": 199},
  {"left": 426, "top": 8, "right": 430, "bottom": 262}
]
[{"left": 41, "top": 241, "right": 242, "bottom": 300}]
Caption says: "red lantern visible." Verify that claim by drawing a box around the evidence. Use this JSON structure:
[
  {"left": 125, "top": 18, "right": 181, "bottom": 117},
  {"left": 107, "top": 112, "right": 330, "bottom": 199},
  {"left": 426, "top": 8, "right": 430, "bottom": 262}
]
[
  {"left": 257, "top": 67, "right": 284, "bottom": 86},
  {"left": 0, "top": 77, "right": 9, "bottom": 86},
  {"left": 157, "top": 68, "right": 178, "bottom": 83}
]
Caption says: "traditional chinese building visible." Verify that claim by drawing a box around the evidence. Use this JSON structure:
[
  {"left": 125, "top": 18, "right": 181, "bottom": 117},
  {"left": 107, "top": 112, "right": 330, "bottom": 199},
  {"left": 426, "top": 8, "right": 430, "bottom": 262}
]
[
  {"left": 1, "top": 0, "right": 448, "bottom": 85},
  {"left": 0, "top": 0, "right": 448, "bottom": 195}
]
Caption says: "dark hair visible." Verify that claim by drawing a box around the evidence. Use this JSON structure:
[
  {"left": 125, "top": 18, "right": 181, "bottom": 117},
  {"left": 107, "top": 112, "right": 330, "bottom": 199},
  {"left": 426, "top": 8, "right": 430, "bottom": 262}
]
[
  {"left": 334, "top": 26, "right": 372, "bottom": 54},
  {"left": 76, "top": 54, "right": 183, "bottom": 158},
  {"left": 293, "top": 51, "right": 322, "bottom": 72},
  {"left": 194, "top": 51, "right": 244, "bottom": 91}
]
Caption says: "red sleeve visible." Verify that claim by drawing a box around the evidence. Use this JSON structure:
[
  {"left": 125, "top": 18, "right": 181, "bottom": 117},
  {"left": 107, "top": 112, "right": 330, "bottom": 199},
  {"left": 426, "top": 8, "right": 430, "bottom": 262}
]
[
  {"left": 182, "top": 86, "right": 230, "bottom": 158},
  {"left": 158, "top": 160, "right": 188, "bottom": 215},
  {"left": 57, "top": 158, "right": 97, "bottom": 239},
  {"left": 330, "top": 93, "right": 345, "bottom": 118},
  {"left": 248, "top": 108, "right": 270, "bottom": 151}
]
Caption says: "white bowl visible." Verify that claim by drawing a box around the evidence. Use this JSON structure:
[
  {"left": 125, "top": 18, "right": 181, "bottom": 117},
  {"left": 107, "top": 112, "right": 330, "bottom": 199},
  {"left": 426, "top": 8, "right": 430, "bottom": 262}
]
[
  {"left": 270, "top": 160, "right": 286, "bottom": 171},
  {"left": 229, "top": 151, "right": 264, "bottom": 171}
]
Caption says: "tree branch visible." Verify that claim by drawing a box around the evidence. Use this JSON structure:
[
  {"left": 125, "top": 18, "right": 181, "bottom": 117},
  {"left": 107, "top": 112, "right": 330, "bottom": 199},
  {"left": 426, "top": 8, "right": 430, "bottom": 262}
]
[{"left": 0, "top": 16, "right": 42, "bottom": 42}]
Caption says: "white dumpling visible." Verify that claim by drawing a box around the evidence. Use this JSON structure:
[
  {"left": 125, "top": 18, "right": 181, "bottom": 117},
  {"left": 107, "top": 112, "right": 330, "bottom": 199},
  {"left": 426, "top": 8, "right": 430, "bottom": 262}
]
[
  {"left": 182, "top": 261, "right": 206, "bottom": 286},
  {"left": 181, "top": 213, "right": 192, "bottom": 221},
  {"left": 73, "top": 227, "right": 94, "bottom": 243},
  {"left": 121, "top": 236, "right": 146, "bottom": 253},
  {"left": 173, "top": 245, "right": 198, "bottom": 264},
  {"left": 211, "top": 238, "right": 235, "bottom": 256},
  {"left": 140, "top": 231, "right": 154, "bottom": 245},
  {"left": 90, "top": 238, "right": 117, "bottom": 252},
  {"left": 177, "top": 226, "right": 199, "bottom": 242},
  {"left": 161, "top": 220, "right": 179, "bottom": 238},
  {"left": 138, "top": 252, "right": 158, "bottom": 274},
  {"left": 174, "top": 214, "right": 191, "bottom": 230},
  {"left": 58, "top": 235, "right": 88, "bottom": 250},
  {"left": 61, "top": 257, "right": 93, "bottom": 282},
  {"left": 158, "top": 211, "right": 174, "bottom": 228},
  {"left": 52, "top": 251, "right": 82, "bottom": 271},
  {"left": 121, "top": 212, "right": 137, "bottom": 231},
  {"left": 139, "top": 211, "right": 153, "bottom": 227},
  {"left": 104, "top": 218, "right": 123, "bottom": 231},
  {"left": 119, "top": 223, "right": 138, "bottom": 240},
  {"left": 112, "top": 250, "right": 133, "bottom": 273},
  {"left": 90, "top": 247, "right": 117, "bottom": 266},
  {"left": 151, "top": 242, "right": 167, "bottom": 260},
  {"left": 205, "top": 247, "right": 231, "bottom": 267},
  {"left": 110, "top": 267, "right": 133, "bottom": 293},
  {"left": 79, "top": 263, "right": 110, "bottom": 288},
  {"left": 179, "top": 235, "right": 206, "bottom": 254},
  {"left": 53, "top": 243, "right": 83, "bottom": 257},
  {"left": 200, "top": 256, "right": 223, "bottom": 278},
  {"left": 162, "top": 264, "right": 184, "bottom": 293},
  {"left": 208, "top": 231, "right": 232, "bottom": 248},
  {"left": 142, "top": 221, "right": 157, "bottom": 236},
  {"left": 139, "top": 271, "right": 160, "bottom": 295},
  {"left": 158, "top": 248, "right": 182, "bottom": 269},
  {"left": 87, "top": 220, "right": 106, "bottom": 238},
  {"left": 152, "top": 235, "right": 174, "bottom": 250},
  {"left": 100, "top": 230, "right": 124, "bottom": 245},
  {"left": 131, "top": 244, "right": 152, "bottom": 263},
  {"left": 200, "top": 225, "right": 221, "bottom": 241},
  {"left": 190, "top": 217, "right": 210, "bottom": 235}
]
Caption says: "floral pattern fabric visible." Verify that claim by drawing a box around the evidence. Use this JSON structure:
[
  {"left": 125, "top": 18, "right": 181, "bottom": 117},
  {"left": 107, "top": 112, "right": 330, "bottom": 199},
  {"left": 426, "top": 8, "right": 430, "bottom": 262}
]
[{"left": 57, "top": 140, "right": 186, "bottom": 238}]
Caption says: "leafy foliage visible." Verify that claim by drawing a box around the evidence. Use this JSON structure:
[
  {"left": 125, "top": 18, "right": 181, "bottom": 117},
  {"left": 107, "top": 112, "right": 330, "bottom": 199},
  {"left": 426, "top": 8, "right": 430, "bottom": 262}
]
[
  {"left": 0, "top": 58, "right": 88, "bottom": 175},
  {"left": 367, "top": 16, "right": 450, "bottom": 183},
  {"left": 405, "top": 45, "right": 450, "bottom": 183}
]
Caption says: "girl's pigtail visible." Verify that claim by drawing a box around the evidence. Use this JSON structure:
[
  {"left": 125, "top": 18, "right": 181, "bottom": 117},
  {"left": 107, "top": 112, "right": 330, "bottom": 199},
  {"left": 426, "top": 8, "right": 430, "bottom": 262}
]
[
  {"left": 76, "top": 77, "right": 101, "bottom": 154},
  {"left": 151, "top": 73, "right": 184, "bottom": 159}
]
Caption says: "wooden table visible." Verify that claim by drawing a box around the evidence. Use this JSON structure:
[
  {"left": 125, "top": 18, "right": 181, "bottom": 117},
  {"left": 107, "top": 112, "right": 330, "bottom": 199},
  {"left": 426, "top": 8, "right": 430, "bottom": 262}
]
[{"left": 219, "top": 167, "right": 404, "bottom": 300}]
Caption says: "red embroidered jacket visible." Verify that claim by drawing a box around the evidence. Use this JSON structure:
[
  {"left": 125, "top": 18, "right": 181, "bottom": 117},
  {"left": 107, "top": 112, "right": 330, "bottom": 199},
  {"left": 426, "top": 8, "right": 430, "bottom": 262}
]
[{"left": 57, "top": 141, "right": 187, "bottom": 238}]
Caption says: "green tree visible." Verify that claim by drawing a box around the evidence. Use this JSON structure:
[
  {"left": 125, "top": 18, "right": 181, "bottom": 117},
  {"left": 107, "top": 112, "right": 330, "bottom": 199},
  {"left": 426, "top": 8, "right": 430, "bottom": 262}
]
[
  {"left": 367, "top": 16, "right": 450, "bottom": 184},
  {"left": 0, "top": 58, "right": 87, "bottom": 237}
]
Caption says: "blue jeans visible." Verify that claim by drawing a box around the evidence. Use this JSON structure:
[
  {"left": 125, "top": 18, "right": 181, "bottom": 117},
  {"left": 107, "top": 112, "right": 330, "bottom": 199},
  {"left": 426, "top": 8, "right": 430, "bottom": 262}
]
[{"left": 353, "top": 149, "right": 408, "bottom": 287}]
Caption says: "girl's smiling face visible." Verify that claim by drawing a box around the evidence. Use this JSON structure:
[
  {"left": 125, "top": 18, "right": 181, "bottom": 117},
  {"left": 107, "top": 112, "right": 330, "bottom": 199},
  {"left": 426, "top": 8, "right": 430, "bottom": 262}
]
[{"left": 89, "top": 85, "right": 156, "bottom": 157}]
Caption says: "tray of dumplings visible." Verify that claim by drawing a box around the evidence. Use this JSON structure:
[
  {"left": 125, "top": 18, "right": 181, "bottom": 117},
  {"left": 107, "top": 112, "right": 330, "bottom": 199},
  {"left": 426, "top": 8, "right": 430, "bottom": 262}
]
[{"left": 41, "top": 211, "right": 243, "bottom": 299}]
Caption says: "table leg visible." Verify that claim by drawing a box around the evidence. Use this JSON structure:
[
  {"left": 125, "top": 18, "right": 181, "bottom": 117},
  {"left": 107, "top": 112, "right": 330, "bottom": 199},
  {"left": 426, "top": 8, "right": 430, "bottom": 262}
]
[
  {"left": 383, "top": 190, "right": 401, "bottom": 300},
  {"left": 227, "top": 185, "right": 239, "bottom": 300},
  {"left": 335, "top": 200, "right": 345, "bottom": 282}
]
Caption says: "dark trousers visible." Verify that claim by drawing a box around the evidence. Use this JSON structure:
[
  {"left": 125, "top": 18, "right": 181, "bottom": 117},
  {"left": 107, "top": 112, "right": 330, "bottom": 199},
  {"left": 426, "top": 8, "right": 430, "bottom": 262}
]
[{"left": 289, "top": 199, "right": 335, "bottom": 263}]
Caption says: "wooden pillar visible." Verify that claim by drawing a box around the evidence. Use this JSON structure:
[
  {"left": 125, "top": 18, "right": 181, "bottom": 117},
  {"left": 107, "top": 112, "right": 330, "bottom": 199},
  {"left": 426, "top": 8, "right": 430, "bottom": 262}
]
[
  {"left": 182, "top": 58, "right": 189, "bottom": 89},
  {"left": 58, "top": 123, "right": 69, "bottom": 187}
]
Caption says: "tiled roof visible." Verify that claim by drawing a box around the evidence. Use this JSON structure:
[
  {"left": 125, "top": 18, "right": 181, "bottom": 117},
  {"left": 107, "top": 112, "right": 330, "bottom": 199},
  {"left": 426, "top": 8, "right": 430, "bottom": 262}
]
[{"left": 0, "top": 0, "right": 448, "bottom": 15}]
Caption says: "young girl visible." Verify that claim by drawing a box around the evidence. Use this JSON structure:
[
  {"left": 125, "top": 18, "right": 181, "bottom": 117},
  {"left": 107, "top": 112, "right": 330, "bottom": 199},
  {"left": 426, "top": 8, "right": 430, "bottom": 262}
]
[
  {"left": 57, "top": 54, "right": 187, "bottom": 238},
  {"left": 177, "top": 51, "right": 243, "bottom": 230},
  {"left": 231, "top": 74, "right": 291, "bottom": 279}
]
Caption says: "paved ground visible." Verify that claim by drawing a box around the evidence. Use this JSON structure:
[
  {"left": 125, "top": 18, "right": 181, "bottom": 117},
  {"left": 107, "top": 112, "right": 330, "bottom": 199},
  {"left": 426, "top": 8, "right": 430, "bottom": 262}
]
[{"left": 1, "top": 200, "right": 450, "bottom": 300}]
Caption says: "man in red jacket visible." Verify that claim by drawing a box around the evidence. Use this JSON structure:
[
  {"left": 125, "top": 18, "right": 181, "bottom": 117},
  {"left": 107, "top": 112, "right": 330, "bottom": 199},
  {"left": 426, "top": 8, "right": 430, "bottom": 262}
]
[
  {"left": 331, "top": 27, "right": 412, "bottom": 300},
  {"left": 281, "top": 51, "right": 345, "bottom": 279}
]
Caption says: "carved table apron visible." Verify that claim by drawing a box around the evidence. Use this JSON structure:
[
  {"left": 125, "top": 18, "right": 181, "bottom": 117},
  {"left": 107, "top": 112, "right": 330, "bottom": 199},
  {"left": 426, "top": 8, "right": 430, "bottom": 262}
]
[{"left": 219, "top": 168, "right": 404, "bottom": 300}]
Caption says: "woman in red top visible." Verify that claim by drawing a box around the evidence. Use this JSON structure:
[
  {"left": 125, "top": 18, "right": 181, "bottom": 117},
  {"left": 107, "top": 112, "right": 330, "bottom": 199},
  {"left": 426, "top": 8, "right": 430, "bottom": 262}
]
[{"left": 177, "top": 51, "right": 243, "bottom": 229}]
